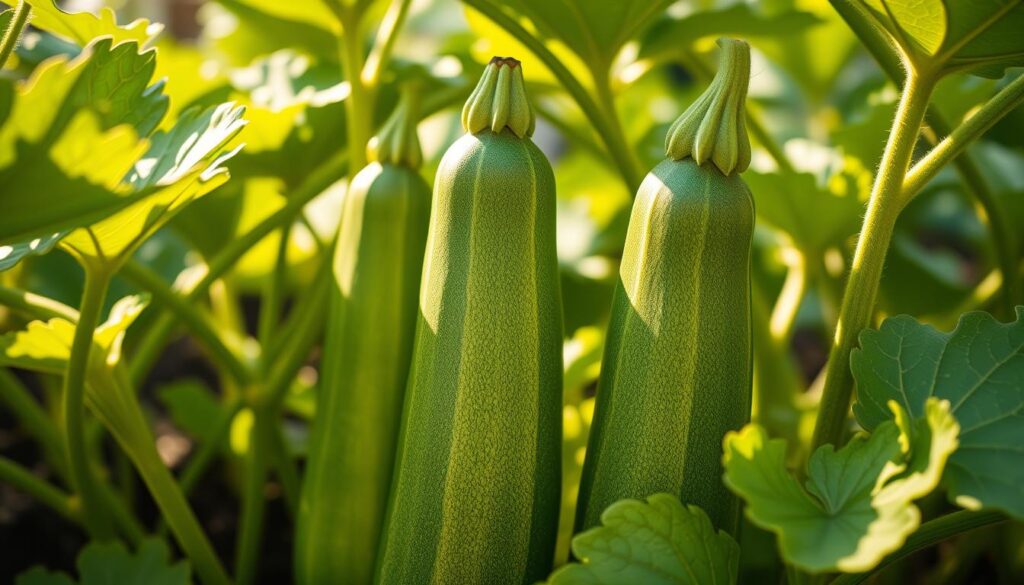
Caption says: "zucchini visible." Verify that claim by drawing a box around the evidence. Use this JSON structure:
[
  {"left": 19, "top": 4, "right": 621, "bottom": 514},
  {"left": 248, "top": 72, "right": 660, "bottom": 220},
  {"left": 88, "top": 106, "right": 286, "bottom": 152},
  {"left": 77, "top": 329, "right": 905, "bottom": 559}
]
[
  {"left": 295, "top": 90, "right": 431, "bottom": 585},
  {"left": 576, "top": 38, "right": 755, "bottom": 535},
  {"left": 375, "top": 57, "right": 563, "bottom": 584}
]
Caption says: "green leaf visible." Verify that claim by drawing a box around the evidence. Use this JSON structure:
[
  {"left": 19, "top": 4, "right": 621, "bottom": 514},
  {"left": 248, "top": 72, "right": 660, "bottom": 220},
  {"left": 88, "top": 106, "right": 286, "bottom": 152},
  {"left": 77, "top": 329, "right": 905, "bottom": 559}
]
[
  {"left": 851, "top": 308, "right": 1024, "bottom": 519},
  {"left": 16, "top": 539, "right": 190, "bottom": 585},
  {"left": 0, "top": 233, "right": 62, "bottom": 272},
  {"left": 723, "top": 399, "right": 959, "bottom": 573},
  {"left": 638, "top": 5, "right": 822, "bottom": 62},
  {"left": 859, "top": 0, "right": 1024, "bottom": 77},
  {"left": 546, "top": 493, "right": 739, "bottom": 585},
  {"left": 0, "top": 295, "right": 149, "bottom": 375},
  {"left": 24, "top": 1, "right": 162, "bottom": 48},
  {"left": 159, "top": 380, "right": 229, "bottom": 446},
  {"left": 59, "top": 102, "right": 246, "bottom": 267},
  {"left": 0, "top": 39, "right": 170, "bottom": 248}
]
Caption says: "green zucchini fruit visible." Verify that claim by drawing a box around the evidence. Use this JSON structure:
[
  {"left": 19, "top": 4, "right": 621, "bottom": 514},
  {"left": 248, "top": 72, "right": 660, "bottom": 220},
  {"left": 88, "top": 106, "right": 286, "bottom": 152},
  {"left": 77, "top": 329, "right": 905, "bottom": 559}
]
[
  {"left": 576, "top": 38, "right": 755, "bottom": 536},
  {"left": 295, "top": 89, "right": 431, "bottom": 585},
  {"left": 375, "top": 57, "right": 563, "bottom": 584}
]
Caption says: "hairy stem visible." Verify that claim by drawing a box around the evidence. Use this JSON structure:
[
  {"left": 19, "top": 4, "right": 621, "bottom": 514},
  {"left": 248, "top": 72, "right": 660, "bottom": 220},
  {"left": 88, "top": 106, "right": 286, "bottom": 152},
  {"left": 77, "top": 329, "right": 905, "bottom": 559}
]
[
  {"left": 0, "top": 1, "right": 30, "bottom": 69},
  {"left": 812, "top": 71, "right": 935, "bottom": 449}
]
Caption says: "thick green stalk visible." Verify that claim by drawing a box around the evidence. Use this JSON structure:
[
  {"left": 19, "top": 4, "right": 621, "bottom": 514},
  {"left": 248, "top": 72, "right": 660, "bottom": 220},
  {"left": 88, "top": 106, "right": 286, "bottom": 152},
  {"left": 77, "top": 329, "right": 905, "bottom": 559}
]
[
  {"left": 63, "top": 266, "right": 115, "bottom": 539},
  {"left": 812, "top": 71, "right": 936, "bottom": 449},
  {"left": 829, "top": 510, "right": 1006, "bottom": 585},
  {"left": 830, "top": 0, "right": 1023, "bottom": 313},
  {"left": 0, "top": 455, "right": 79, "bottom": 523},
  {"left": 0, "top": 1, "right": 30, "bottom": 69}
]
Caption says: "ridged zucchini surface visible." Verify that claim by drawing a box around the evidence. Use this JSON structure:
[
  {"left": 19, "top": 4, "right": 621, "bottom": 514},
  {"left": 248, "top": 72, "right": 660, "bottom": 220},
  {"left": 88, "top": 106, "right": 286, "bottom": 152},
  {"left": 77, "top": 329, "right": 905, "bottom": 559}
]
[
  {"left": 375, "top": 57, "right": 563, "bottom": 584},
  {"left": 296, "top": 93, "right": 431, "bottom": 585},
  {"left": 576, "top": 39, "right": 755, "bottom": 535}
]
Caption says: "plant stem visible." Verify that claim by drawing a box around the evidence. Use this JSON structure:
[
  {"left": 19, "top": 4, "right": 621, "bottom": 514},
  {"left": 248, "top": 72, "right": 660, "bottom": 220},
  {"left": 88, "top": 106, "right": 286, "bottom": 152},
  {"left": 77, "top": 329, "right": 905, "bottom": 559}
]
[
  {"left": 771, "top": 246, "right": 807, "bottom": 344},
  {"left": 812, "top": 71, "right": 936, "bottom": 450},
  {"left": 129, "top": 151, "right": 348, "bottom": 386},
  {"left": 830, "top": 0, "right": 1023, "bottom": 313},
  {"left": 339, "top": 9, "right": 372, "bottom": 172},
  {"left": 903, "top": 73, "right": 1024, "bottom": 200},
  {"left": 361, "top": 0, "right": 413, "bottom": 88},
  {"left": 0, "top": 285, "right": 79, "bottom": 322},
  {"left": 829, "top": 510, "right": 1007, "bottom": 585},
  {"left": 63, "top": 266, "right": 115, "bottom": 539},
  {"left": 461, "top": 0, "right": 643, "bottom": 191},
  {"left": 131, "top": 435, "right": 232, "bottom": 585},
  {"left": 258, "top": 225, "right": 291, "bottom": 351},
  {"left": 122, "top": 260, "right": 253, "bottom": 386},
  {"left": 234, "top": 405, "right": 270, "bottom": 585},
  {"left": 0, "top": 1, "right": 30, "bottom": 70},
  {"left": 0, "top": 455, "right": 79, "bottom": 523}
]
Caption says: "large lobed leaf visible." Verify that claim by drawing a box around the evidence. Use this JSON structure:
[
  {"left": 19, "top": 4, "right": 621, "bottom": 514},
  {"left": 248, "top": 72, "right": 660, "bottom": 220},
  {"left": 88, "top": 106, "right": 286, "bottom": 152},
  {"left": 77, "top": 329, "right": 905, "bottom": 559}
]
[
  {"left": 859, "top": 0, "right": 1024, "bottom": 77},
  {"left": 0, "top": 38, "right": 167, "bottom": 248},
  {"left": 724, "top": 399, "right": 958, "bottom": 573},
  {"left": 852, "top": 308, "right": 1024, "bottom": 519},
  {"left": 546, "top": 493, "right": 739, "bottom": 584}
]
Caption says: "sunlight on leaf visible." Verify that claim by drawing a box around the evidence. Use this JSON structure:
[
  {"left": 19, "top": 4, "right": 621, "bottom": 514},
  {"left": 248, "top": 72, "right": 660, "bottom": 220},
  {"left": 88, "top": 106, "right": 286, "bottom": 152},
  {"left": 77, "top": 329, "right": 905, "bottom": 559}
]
[
  {"left": 547, "top": 493, "right": 739, "bottom": 585},
  {"left": 852, "top": 308, "right": 1024, "bottom": 519},
  {"left": 859, "top": 0, "right": 1024, "bottom": 77},
  {"left": 724, "top": 399, "right": 958, "bottom": 573},
  {"left": 59, "top": 103, "right": 247, "bottom": 267},
  {"left": 0, "top": 295, "right": 149, "bottom": 375},
  {"left": 25, "top": 0, "right": 162, "bottom": 49}
]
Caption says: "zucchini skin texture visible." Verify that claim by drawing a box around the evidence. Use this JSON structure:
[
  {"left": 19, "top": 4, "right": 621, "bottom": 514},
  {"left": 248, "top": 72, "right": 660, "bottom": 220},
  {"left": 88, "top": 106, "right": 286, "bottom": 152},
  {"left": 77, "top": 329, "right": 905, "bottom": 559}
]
[
  {"left": 296, "top": 162, "right": 431, "bottom": 585},
  {"left": 376, "top": 130, "right": 563, "bottom": 584},
  {"left": 576, "top": 158, "right": 754, "bottom": 535}
]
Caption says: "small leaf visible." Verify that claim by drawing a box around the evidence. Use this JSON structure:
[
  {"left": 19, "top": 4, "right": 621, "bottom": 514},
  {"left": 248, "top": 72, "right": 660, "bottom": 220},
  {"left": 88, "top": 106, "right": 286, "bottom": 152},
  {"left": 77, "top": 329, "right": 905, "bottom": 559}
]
[
  {"left": 723, "top": 399, "right": 958, "bottom": 573},
  {"left": 546, "top": 493, "right": 739, "bottom": 585},
  {"left": 852, "top": 308, "right": 1024, "bottom": 519},
  {"left": 16, "top": 538, "right": 189, "bottom": 585},
  {"left": 0, "top": 295, "right": 149, "bottom": 375},
  {"left": 24, "top": 1, "right": 162, "bottom": 49}
]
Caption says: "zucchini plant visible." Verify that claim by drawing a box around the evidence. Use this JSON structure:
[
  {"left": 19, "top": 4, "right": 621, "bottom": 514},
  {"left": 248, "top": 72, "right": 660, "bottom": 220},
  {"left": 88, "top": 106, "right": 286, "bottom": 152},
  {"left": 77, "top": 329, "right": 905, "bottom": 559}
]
[{"left": 0, "top": 1, "right": 1022, "bottom": 585}]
